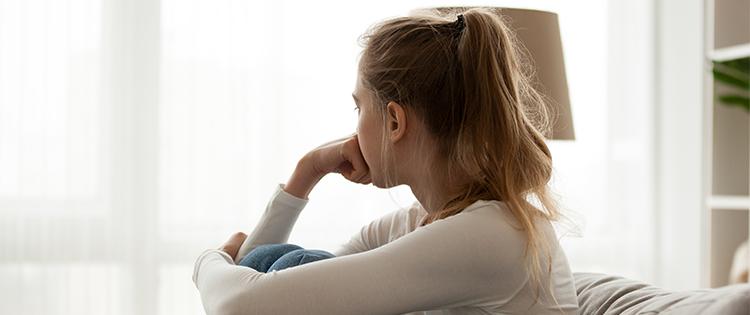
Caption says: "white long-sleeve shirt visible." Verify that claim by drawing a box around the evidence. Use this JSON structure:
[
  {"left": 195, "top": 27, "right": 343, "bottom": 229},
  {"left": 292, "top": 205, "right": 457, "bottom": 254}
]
[{"left": 192, "top": 183, "right": 579, "bottom": 315}]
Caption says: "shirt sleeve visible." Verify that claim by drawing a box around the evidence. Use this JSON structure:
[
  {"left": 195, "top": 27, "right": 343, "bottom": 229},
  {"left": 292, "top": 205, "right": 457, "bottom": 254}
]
[
  {"left": 232, "top": 183, "right": 309, "bottom": 264},
  {"left": 332, "top": 201, "right": 425, "bottom": 257},
  {"left": 192, "top": 205, "right": 529, "bottom": 315}
]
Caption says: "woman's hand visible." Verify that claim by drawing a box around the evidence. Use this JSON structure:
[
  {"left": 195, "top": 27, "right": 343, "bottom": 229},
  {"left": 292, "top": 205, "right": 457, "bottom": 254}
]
[
  {"left": 283, "top": 133, "right": 372, "bottom": 200},
  {"left": 218, "top": 232, "right": 248, "bottom": 261},
  {"left": 306, "top": 133, "right": 371, "bottom": 184}
]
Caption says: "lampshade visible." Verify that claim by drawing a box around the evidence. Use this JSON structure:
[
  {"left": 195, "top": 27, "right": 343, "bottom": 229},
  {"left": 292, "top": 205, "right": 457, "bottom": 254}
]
[{"left": 410, "top": 7, "right": 575, "bottom": 140}]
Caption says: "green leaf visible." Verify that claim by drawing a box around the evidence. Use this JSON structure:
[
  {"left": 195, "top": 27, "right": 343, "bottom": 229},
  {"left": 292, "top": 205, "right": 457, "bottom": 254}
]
[
  {"left": 712, "top": 57, "right": 749, "bottom": 111},
  {"left": 718, "top": 94, "right": 750, "bottom": 111},
  {"left": 713, "top": 67, "right": 749, "bottom": 90},
  {"left": 712, "top": 57, "right": 750, "bottom": 91},
  {"left": 723, "top": 58, "right": 750, "bottom": 72}
]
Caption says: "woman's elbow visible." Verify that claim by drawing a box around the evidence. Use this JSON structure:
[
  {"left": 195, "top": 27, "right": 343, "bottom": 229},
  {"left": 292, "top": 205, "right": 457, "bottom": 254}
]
[{"left": 207, "top": 292, "right": 252, "bottom": 315}]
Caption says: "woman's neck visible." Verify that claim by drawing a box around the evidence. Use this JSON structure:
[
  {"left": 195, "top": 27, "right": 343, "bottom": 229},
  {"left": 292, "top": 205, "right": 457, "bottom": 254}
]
[{"left": 407, "top": 160, "right": 470, "bottom": 215}]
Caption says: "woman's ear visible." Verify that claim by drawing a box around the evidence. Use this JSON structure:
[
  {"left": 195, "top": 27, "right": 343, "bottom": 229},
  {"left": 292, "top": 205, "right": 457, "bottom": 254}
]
[{"left": 386, "top": 101, "right": 407, "bottom": 143}]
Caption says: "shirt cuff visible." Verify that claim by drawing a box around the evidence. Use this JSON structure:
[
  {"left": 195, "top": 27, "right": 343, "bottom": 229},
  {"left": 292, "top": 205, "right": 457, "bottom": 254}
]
[
  {"left": 275, "top": 183, "right": 309, "bottom": 209},
  {"left": 192, "top": 249, "right": 234, "bottom": 287}
]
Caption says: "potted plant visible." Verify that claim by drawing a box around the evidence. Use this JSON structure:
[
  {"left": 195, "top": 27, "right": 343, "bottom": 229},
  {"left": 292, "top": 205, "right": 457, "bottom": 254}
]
[{"left": 713, "top": 57, "right": 750, "bottom": 111}]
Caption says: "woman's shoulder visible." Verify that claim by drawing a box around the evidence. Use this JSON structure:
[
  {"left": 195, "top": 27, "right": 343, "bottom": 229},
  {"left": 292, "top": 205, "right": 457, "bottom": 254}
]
[
  {"left": 416, "top": 199, "right": 563, "bottom": 250},
  {"left": 404, "top": 198, "right": 563, "bottom": 247},
  {"left": 407, "top": 198, "right": 507, "bottom": 221},
  {"left": 384, "top": 200, "right": 428, "bottom": 237}
]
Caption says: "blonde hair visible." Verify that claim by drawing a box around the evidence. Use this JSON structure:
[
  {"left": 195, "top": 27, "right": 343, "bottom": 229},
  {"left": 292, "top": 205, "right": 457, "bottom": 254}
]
[{"left": 357, "top": 7, "right": 564, "bottom": 308}]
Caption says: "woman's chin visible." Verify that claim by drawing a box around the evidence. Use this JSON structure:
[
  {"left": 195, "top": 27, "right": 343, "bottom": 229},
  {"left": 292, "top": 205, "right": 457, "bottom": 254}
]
[
  {"left": 371, "top": 177, "right": 399, "bottom": 189},
  {"left": 369, "top": 177, "right": 385, "bottom": 189}
]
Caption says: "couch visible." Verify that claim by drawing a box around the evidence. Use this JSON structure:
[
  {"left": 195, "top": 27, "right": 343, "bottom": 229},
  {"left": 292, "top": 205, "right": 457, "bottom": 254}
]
[{"left": 574, "top": 272, "right": 750, "bottom": 314}]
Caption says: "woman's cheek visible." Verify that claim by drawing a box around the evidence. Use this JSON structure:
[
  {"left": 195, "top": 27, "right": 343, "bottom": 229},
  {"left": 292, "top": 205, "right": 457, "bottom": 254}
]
[{"left": 359, "top": 133, "right": 378, "bottom": 174}]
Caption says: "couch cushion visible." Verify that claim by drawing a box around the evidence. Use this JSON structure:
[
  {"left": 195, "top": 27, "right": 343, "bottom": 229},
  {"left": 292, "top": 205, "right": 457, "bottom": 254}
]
[{"left": 574, "top": 272, "right": 750, "bottom": 315}]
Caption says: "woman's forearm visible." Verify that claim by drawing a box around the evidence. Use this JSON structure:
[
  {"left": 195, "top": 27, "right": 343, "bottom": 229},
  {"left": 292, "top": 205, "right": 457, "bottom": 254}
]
[{"left": 283, "top": 155, "right": 325, "bottom": 200}]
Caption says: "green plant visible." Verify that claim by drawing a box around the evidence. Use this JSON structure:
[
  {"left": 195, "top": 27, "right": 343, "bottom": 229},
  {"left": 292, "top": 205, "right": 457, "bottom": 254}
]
[{"left": 712, "top": 57, "right": 750, "bottom": 111}]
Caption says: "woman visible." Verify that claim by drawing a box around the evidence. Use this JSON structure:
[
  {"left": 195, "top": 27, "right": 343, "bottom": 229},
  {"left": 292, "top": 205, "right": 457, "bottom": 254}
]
[{"left": 193, "top": 7, "right": 579, "bottom": 314}]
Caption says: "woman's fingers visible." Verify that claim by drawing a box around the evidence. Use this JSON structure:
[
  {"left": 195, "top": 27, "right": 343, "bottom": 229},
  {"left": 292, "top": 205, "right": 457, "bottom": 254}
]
[
  {"left": 307, "top": 132, "right": 371, "bottom": 185},
  {"left": 342, "top": 136, "right": 370, "bottom": 183},
  {"left": 360, "top": 174, "right": 372, "bottom": 185}
]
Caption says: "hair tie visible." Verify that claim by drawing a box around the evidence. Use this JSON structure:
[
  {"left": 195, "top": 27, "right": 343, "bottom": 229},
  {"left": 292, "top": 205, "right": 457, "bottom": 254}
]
[{"left": 455, "top": 14, "right": 465, "bottom": 32}]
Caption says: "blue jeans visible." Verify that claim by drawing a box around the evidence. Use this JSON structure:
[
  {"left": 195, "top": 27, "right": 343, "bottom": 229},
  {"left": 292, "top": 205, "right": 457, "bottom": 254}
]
[{"left": 237, "top": 243, "right": 336, "bottom": 272}]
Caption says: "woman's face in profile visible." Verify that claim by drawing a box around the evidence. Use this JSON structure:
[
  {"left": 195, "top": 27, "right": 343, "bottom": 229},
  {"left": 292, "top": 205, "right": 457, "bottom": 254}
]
[{"left": 352, "top": 74, "right": 385, "bottom": 188}]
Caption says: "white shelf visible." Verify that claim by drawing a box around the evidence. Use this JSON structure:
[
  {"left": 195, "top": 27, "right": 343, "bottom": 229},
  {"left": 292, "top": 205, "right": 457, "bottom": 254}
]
[
  {"left": 710, "top": 43, "right": 750, "bottom": 62},
  {"left": 709, "top": 195, "right": 750, "bottom": 210},
  {"left": 705, "top": 0, "right": 750, "bottom": 289}
]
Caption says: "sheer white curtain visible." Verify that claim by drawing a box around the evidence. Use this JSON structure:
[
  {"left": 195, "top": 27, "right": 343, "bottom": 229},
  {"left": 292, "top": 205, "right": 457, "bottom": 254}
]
[
  {"left": 0, "top": 0, "right": 657, "bottom": 314},
  {"left": 551, "top": 0, "right": 657, "bottom": 284}
]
